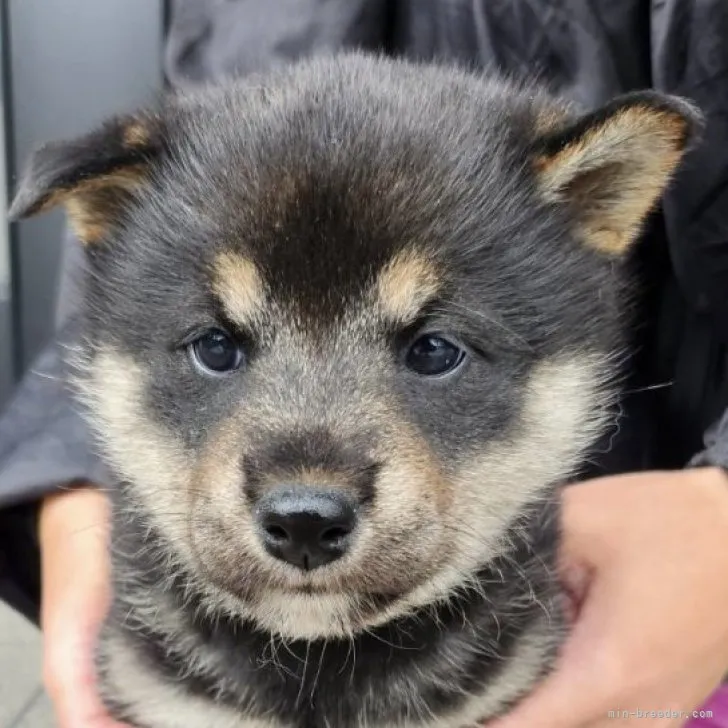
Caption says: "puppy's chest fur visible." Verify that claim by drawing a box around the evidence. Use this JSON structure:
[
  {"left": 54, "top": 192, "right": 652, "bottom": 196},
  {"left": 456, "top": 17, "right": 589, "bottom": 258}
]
[{"left": 97, "top": 490, "right": 564, "bottom": 728}]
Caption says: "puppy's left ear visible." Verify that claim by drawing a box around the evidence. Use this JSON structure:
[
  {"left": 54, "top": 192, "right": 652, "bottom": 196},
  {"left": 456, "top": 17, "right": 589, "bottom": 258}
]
[
  {"left": 533, "top": 92, "right": 703, "bottom": 256},
  {"left": 9, "top": 114, "right": 162, "bottom": 245}
]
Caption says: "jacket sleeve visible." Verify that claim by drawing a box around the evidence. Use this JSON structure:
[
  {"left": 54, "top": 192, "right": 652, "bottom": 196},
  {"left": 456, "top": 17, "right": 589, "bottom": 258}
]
[
  {"left": 650, "top": 0, "right": 728, "bottom": 471},
  {"left": 0, "top": 230, "right": 110, "bottom": 620},
  {"left": 0, "top": 230, "right": 109, "bottom": 511},
  {"left": 163, "top": 0, "right": 390, "bottom": 88}
]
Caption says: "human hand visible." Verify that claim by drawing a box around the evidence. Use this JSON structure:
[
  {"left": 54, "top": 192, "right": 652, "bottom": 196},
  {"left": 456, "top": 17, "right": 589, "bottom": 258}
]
[
  {"left": 487, "top": 467, "right": 728, "bottom": 728},
  {"left": 39, "top": 486, "right": 129, "bottom": 728}
]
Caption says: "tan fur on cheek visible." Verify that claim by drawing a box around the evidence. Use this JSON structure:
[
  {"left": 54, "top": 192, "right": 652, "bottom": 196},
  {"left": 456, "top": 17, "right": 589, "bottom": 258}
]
[
  {"left": 349, "top": 423, "right": 453, "bottom": 626},
  {"left": 189, "top": 416, "right": 260, "bottom": 566},
  {"left": 365, "top": 354, "right": 612, "bottom": 627},
  {"left": 448, "top": 354, "right": 610, "bottom": 569},
  {"left": 212, "top": 253, "right": 266, "bottom": 327},
  {"left": 80, "top": 348, "right": 196, "bottom": 560},
  {"left": 81, "top": 352, "right": 282, "bottom": 633}
]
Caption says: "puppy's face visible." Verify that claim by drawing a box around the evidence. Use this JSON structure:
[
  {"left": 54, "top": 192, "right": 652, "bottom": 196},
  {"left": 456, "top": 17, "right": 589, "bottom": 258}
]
[{"left": 12, "top": 56, "right": 699, "bottom": 640}]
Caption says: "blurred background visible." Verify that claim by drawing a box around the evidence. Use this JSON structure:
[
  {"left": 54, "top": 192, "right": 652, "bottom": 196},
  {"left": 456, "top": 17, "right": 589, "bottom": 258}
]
[{"left": 0, "top": 2, "right": 167, "bottom": 725}]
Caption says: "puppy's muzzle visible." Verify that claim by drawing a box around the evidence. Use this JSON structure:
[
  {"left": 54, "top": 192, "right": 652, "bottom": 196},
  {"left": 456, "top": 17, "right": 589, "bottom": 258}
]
[{"left": 255, "top": 487, "right": 358, "bottom": 571}]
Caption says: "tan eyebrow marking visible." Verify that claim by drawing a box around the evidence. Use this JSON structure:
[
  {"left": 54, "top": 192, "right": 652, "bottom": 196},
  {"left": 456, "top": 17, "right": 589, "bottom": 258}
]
[
  {"left": 212, "top": 252, "right": 266, "bottom": 326},
  {"left": 375, "top": 249, "right": 441, "bottom": 323}
]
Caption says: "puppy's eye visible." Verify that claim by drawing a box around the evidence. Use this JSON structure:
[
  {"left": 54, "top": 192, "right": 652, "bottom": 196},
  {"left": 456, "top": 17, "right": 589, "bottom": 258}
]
[
  {"left": 405, "top": 334, "right": 465, "bottom": 377},
  {"left": 189, "top": 329, "right": 243, "bottom": 375}
]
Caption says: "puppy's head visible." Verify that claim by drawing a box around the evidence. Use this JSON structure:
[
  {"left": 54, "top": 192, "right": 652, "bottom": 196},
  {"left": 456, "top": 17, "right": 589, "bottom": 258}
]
[{"left": 12, "top": 55, "right": 700, "bottom": 640}]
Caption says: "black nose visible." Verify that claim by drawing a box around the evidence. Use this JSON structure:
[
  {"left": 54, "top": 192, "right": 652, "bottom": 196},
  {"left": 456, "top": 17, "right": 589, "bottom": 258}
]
[{"left": 255, "top": 488, "right": 357, "bottom": 571}]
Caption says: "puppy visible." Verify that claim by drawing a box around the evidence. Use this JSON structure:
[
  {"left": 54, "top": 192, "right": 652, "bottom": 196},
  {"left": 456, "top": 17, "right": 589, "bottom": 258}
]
[{"left": 11, "top": 53, "right": 700, "bottom": 728}]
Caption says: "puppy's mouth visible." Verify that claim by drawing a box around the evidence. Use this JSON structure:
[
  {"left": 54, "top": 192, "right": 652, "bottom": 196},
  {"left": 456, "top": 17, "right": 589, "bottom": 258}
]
[
  {"left": 278, "top": 583, "right": 403, "bottom": 610},
  {"left": 274, "top": 567, "right": 413, "bottom": 600},
  {"left": 198, "top": 547, "right": 415, "bottom": 608},
  {"left": 286, "top": 583, "right": 351, "bottom": 596}
]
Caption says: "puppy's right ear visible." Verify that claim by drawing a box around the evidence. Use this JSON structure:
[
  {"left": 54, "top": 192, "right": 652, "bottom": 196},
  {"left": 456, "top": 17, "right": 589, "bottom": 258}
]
[{"left": 9, "top": 113, "right": 162, "bottom": 245}]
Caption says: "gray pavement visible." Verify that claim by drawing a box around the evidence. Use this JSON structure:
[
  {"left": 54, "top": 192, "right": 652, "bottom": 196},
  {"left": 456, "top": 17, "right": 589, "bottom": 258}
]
[{"left": 0, "top": 602, "right": 54, "bottom": 727}]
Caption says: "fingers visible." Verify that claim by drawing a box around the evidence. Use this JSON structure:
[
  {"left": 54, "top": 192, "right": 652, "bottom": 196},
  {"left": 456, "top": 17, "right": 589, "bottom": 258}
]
[
  {"left": 40, "top": 487, "right": 113, "bottom": 636},
  {"left": 487, "top": 470, "right": 728, "bottom": 728}
]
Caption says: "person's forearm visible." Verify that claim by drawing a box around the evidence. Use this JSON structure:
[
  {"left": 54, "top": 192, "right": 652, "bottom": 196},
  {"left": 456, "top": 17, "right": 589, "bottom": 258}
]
[
  {"left": 39, "top": 485, "right": 111, "bottom": 633},
  {"left": 39, "top": 486, "right": 125, "bottom": 728}
]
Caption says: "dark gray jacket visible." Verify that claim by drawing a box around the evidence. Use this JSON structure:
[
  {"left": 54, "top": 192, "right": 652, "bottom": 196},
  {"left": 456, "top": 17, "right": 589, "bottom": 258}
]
[{"left": 2, "top": 0, "right": 728, "bottom": 619}]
